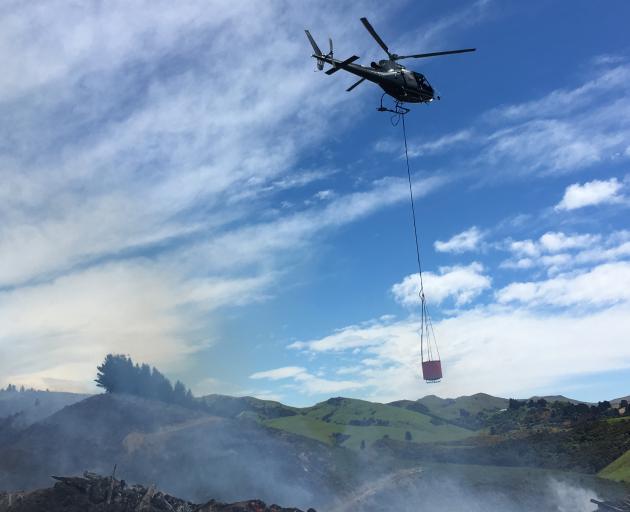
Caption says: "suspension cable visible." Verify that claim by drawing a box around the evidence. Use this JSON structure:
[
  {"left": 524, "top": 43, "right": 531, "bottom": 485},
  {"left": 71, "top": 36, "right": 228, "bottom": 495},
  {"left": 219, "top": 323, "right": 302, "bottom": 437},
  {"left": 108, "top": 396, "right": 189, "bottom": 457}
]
[{"left": 401, "top": 114, "right": 425, "bottom": 298}]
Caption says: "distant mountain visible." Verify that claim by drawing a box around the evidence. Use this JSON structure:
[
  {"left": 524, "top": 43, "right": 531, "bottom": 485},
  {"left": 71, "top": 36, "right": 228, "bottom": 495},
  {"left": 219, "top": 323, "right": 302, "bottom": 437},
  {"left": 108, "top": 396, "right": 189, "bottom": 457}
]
[
  {"left": 262, "top": 396, "right": 473, "bottom": 450},
  {"left": 0, "top": 389, "right": 89, "bottom": 428}
]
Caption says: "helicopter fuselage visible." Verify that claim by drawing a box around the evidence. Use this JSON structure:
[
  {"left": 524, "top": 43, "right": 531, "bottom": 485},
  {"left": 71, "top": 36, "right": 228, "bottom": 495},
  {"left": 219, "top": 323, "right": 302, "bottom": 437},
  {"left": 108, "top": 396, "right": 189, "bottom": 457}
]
[{"left": 316, "top": 55, "right": 435, "bottom": 104}]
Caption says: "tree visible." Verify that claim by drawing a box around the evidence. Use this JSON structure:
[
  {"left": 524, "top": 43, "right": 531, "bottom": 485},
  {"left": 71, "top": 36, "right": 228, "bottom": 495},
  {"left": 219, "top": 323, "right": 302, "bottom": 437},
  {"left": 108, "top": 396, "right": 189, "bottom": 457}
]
[
  {"left": 597, "top": 401, "right": 611, "bottom": 412},
  {"left": 173, "top": 381, "right": 187, "bottom": 405},
  {"left": 96, "top": 354, "right": 135, "bottom": 393},
  {"left": 95, "top": 354, "right": 197, "bottom": 409}
]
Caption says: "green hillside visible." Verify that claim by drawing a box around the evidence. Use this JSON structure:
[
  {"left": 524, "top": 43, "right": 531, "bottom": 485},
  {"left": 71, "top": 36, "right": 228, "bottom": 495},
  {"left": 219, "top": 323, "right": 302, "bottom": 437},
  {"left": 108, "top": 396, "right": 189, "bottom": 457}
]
[
  {"left": 600, "top": 449, "right": 630, "bottom": 483},
  {"left": 263, "top": 397, "right": 473, "bottom": 450},
  {"left": 417, "top": 393, "right": 508, "bottom": 419},
  {"left": 389, "top": 393, "right": 508, "bottom": 428}
]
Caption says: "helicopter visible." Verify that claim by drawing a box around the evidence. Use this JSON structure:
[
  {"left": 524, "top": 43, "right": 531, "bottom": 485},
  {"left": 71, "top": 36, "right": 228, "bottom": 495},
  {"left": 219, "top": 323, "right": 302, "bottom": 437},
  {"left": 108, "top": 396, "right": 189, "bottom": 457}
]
[{"left": 305, "top": 17, "right": 475, "bottom": 112}]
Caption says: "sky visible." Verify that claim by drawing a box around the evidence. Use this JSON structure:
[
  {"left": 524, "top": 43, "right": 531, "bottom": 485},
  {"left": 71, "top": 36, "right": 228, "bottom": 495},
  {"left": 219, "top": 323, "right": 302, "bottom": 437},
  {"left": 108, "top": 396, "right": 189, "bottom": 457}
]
[{"left": 1, "top": 0, "right": 629, "bottom": 406}]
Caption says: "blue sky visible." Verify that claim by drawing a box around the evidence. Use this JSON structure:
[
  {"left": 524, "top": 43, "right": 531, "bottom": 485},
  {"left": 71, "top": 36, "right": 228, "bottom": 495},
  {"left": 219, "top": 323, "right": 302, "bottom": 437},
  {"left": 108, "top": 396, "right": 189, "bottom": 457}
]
[{"left": 1, "top": 1, "right": 629, "bottom": 405}]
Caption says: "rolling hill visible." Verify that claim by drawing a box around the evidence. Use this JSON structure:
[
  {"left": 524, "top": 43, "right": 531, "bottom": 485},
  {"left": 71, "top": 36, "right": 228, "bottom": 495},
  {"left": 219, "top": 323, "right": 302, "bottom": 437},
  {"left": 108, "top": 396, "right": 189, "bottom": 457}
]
[
  {"left": 263, "top": 397, "right": 473, "bottom": 450},
  {"left": 390, "top": 392, "right": 508, "bottom": 422},
  {"left": 1, "top": 390, "right": 629, "bottom": 510}
]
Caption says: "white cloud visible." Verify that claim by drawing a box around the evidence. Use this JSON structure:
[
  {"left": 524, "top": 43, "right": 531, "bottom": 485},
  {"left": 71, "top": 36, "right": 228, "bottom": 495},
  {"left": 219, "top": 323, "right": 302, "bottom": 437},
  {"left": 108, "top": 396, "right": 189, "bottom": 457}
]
[
  {"left": 0, "top": 0, "right": 460, "bottom": 391},
  {"left": 483, "top": 119, "right": 615, "bottom": 175},
  {"left": 539, "top": 232, "right": 600, "bottom": 252},
  {"left": 496, "top": 261, "right": 630, "bottom": 307},
  {"left": 509, "top": 239, "right": 540, "bottom": 258},
  {"left": 286, "top": 299, "right": 630, "bottom": 402},
  {"left": 503, "top": 230, "right": 630, "bottom": 273},
  {"left": 555, "top": 178, "right": 624, "bottom": 211},
  {"left": 575, "top": 240, "right": 630, "bottom": 265},
  {"left": 282, "top": 247, "right": 630, "bottom": 402},
  {"left": 476, "top": 64, "right": 630, "bottom": 177},
  {"left": 408, "top": 130, "right": 473, "bottom": 157},
  {"left": 250, "top": 367, "right": 307, "bottom": 381},
  {"left": 289, "top": 323, "right": 386, "bottom": 353},
  {"left": 314, "top": 189, "right": 335, "bottom": 201},
  {"left": 392, "top": 262, "right": 491, "bottom": 307},
  {"left": 434, "top": 226, "right": 484, "bottom": 253},
  {"left": 0, "top": 261, "right": 207, "bottom": 391},
  {"left": 250, "top": 366, "right": 362, "bottom": 395},
  {"left": 491, "top": 65, "right": 630, "bottom": 121}
]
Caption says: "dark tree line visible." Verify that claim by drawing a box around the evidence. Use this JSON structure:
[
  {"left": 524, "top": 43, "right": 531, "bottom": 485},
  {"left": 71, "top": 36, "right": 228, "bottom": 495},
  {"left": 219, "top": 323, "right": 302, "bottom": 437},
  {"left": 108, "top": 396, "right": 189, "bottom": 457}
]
[
  {"left": 95, "top": 354, "right": 196, "bottom": 408},
  {"left": 1, "top": 384, "right": 38, "bottom": 393}
]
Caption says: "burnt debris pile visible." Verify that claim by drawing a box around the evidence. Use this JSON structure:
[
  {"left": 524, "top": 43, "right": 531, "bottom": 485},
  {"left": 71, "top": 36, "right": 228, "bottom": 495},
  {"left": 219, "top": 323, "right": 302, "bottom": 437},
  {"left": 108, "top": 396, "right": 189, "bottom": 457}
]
[
  {"left": 591, "top": 495, "right": 630, "bottom": 511},
  {"left": 0, "top": 472, "right": 315, "bottom": 512}
]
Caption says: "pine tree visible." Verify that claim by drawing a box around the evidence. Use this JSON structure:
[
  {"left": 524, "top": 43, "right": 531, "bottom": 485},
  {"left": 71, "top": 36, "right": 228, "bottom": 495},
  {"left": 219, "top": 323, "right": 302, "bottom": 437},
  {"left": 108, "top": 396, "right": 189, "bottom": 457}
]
[{"left": 95, "top": 354, "right": 197, "bottom": 408}]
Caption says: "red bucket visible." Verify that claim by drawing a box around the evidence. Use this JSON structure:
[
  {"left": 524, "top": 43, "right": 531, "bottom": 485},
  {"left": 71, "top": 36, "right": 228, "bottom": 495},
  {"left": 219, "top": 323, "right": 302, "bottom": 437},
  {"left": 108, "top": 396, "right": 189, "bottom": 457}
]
[{"left": 422, "top": 360, "right": 442, "bottom": 382}]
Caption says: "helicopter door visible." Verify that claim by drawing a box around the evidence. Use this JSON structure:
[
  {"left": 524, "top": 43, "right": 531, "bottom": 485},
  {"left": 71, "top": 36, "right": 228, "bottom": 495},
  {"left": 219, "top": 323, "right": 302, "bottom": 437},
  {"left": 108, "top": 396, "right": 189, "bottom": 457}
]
[{"left": 402, "top": 70, "right": 418, "bottom": 90}]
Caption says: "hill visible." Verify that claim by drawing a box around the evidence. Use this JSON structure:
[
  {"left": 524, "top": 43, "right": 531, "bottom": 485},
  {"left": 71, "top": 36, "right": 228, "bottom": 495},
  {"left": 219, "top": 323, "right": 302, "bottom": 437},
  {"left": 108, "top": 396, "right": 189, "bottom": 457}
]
[
  {"left": 600, "top": 449, "right": 630, "bottom": 483},
  {"left": 263, "top": 397, "right": 473, "bottom": 450},
  {"left": 0, "top": 393, "right": 348, "bottom": 510},
  {"left": 373, "top": 413, "right": 630, "bottom": 475},
  {"left": 416, "top": 393, "right": 509, "bottom": 418},
  {"left": 1, "top": 390, "right": 629, "bottom": 510},
  {"left": 0, "top": 389, "right": 89, "bottom": 428},
  {"left": 530, "top": 395, "right": 587, "bottom": 405},
  {"left": 200, "top": 394, "right": 298, "bottom": 420},
  {"left": 389, "top": 393, "right": 508, "bottom": 429}
]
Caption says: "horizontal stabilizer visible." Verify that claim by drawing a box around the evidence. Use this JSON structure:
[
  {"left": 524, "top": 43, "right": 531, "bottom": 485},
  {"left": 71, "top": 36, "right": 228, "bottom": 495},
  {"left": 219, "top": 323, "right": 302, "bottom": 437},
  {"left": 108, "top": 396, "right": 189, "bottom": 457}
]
[
  {"left": 346, "top": 77, "right": 366, "bottom": 92},
  {"left": 325, "top": 55, "right": 359, "bottom": 75}
]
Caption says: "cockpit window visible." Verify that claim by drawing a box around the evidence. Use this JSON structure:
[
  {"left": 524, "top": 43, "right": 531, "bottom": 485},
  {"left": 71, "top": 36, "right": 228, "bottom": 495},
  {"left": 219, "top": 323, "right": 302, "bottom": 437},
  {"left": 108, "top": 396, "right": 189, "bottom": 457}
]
[{"left": 413, "top": 72, "right": 427, "bottom": 85}]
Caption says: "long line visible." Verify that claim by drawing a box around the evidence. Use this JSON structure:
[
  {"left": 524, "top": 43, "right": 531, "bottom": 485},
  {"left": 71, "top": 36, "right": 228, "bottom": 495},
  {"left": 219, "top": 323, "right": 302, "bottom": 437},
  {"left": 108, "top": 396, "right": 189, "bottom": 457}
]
[{"left": 401, "top": 114, "right": 424, "bottom": 296}]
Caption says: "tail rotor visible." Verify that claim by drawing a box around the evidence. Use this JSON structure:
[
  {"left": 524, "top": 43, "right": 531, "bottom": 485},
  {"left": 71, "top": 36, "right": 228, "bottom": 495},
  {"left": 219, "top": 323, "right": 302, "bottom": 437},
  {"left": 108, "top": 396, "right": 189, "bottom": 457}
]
[{"left": 305, "top": 30, "right": 333, "bottom": 71}]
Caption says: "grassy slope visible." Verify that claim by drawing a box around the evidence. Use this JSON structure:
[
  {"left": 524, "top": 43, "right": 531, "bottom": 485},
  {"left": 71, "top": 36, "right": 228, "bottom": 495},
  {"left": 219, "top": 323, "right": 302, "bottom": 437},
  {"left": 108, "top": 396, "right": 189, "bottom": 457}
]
[
  {"left": 264, "top": 397, "right": 472, "bottom": 450},
  {"left": 600, "top": 449, "right": 630, "bottom": 483}
]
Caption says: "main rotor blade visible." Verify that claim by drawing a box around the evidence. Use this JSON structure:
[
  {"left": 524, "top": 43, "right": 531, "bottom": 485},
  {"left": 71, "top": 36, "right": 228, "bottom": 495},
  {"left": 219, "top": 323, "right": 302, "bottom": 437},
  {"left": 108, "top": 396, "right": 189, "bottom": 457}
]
[
  {"left": 397, "top": 48, "right": 476, "bottom": 59},
  {"left": 346, "top": 77, "right": 366, "bottom": 92},
  {"left": 360, "top": 17, "right": 391, "bottom": 58}
]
